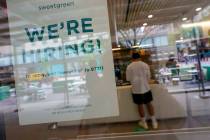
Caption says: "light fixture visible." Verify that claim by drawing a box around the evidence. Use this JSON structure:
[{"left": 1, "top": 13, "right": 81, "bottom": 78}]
[
  {"left": 195, "top": 7, "right": 202, "bottom": 12},
  {"left": 143, "top": 23, "right": 148, "bottom": 26},
  {"left": 182, "top": 21, "right": 210, "bottom": 28},
  {"left": 148, "top": 15, "right": 153, "bottom": 19},
  {"left": 182, "top": 17, "right": 188, "bottom": 21}
]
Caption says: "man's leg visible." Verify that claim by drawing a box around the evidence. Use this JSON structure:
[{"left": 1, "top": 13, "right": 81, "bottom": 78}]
[
  {"left": 138, "top": 104, "right": 145, "bottom": 118},
  {"left": 132, "top": 94, "right": 148, "bottom": 129},
  {"left": 146, "top": 102, "right": 154, "bottom": 116},
  {"left": 146, "top": 102, "right": 158, "bottom": 129},
  {"left": 138, "top": 104, "right": 148, "bottom": 129}
]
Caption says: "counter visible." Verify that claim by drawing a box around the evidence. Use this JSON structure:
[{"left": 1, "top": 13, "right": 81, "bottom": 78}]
[{"left": 58, "top": 84, "right": 187, "bottom": 126}]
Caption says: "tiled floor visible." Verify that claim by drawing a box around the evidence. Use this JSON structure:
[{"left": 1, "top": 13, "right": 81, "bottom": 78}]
[
  {"left": 1, "top": 93, "right": 210, "bottom": 140},
  {"left": 80, "top": 130, "right": 210, "bottom": 140},
  {"left": 3, "top": 111, "right": 210, "bottom": 140}
]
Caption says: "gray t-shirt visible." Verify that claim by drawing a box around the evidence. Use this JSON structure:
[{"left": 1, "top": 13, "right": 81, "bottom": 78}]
[{"left": 126, "top": 61, "right": 151, "bottom": 94}]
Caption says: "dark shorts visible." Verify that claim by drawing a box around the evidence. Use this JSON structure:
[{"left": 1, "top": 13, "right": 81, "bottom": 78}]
[{"left": 132, "top": 90, "right": 153, "bottom": 105}]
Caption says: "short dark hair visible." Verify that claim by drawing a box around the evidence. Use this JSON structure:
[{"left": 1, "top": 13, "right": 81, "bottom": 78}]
[{"left": 132, "top": 53, "right": 141, "bottom": 59}]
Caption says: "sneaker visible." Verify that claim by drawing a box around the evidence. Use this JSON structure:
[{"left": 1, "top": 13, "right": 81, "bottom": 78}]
[
  {"left": 152, "top": 121, "right": 158, "bottom": 129},
  {"left": 138, "top": 121, "right": 148, "bottom": 130}
]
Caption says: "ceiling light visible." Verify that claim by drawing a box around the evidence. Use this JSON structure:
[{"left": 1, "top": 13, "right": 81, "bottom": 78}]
[
  {"left": 182, "top": 21, "right": 210, "bottom": 28},
  {"left": 182, "top": 17, "right": 188, "bottom": 21},
  {"left": 196, "top": 7, "right": 202, "bottom": 12},
  {"left": 143, "top": 23, "right": 148, "bottom": 26},
  {"left": 148, "top": 15, "right": 153, "bottom": 19}
]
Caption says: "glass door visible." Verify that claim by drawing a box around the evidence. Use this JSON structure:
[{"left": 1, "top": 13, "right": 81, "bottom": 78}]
[{"left": 1, "top": 0, "right": 210, "bottom": 140}]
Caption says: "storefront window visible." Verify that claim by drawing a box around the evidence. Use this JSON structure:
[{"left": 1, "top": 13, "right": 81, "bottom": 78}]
[
  {"left": 1, "top": 0, "right": 210, "bottom": 140},
  {"left": 154, "top": 35, "right": 168, "bottom": 47},
  {"left": 140, "top": 38, "right": 153, "bottom": 48}
]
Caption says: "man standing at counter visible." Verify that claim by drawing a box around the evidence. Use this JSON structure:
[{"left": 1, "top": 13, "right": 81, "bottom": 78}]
[{"left": 126, "top": 52, "right": 158, "bottom": 129}]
